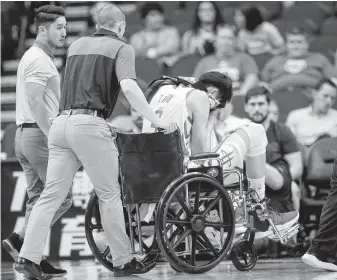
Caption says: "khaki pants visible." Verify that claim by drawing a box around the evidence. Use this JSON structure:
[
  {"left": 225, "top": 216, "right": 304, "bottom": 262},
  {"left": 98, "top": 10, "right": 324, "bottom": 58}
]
[
  {"left": 20, "top": 114, "right": 133, "bottom": 266},
  {"left": 14, "top": 127, "right": 72, "bottom": 239}
]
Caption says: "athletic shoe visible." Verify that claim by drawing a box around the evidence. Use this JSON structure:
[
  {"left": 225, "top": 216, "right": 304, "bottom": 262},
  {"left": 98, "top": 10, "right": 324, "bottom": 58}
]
[{"left": 302, "top": 251, "right": 337, "bottom": 272}]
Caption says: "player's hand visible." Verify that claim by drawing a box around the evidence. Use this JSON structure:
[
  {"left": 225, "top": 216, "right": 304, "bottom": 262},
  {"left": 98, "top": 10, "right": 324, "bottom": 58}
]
[{"left": 155, "top": 121, "right": 178, "bottom": 134}]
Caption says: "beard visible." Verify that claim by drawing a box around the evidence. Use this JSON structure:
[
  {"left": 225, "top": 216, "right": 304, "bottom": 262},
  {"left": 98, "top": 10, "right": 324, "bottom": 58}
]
[{"left": 249, "top": 112, "right": 269, "bottom": 124}]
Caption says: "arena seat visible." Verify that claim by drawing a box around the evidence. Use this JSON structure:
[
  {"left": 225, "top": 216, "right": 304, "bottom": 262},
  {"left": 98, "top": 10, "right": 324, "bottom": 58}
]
[
  {"left": 1, "top": 123, "right": 17, "bottom": 159},
  {"left": 252, "top": 53, "right": 273, "bottom": 71},
  {"left": 169, "top": 54, "right": 201, "bottom": 77},
  {"left": 310, "top": 36, "right": 337, "bottom": 64},
  {"left": 281, "top": 4, "right": 328, "bottom": 32},
  {"left": 272, "top": 19, "right": 316, "bottom": 36},
  {"left": 254, "top": 1, "right": 283, "bottom": 20},
  {"left": 231, "top": 95, "right": 247, "bottom": 119},
  {"left": 135, "top": 57, "right": 162, "bottom": 84},
  {"left": 320, "top": 17, "right": 337, "bottom": 36},
  {"left": 272, "top": 90, "right": 311, "bottom": 123},
  {"left": 300, "top": 137, "right": 337, "bottom": 237}
]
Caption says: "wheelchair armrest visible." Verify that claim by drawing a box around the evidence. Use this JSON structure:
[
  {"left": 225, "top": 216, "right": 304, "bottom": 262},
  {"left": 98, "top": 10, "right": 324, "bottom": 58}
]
[{"left": 190, "top": 153, "right": 220, "bottom": 160}]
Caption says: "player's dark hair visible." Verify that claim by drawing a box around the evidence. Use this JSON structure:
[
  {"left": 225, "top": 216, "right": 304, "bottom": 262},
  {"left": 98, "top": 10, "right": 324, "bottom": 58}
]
[
  {"left": 139, "top": 2, "right": 164, "bottom": 19},
  {"left": 245, "top": 85, "right": 272, "bottom": 104},
  {"left": 199, "top": 71, "right": 233, "bottom": 104},
  {"left": 34, "top": 5, "right": 65, "bottom": 33}
]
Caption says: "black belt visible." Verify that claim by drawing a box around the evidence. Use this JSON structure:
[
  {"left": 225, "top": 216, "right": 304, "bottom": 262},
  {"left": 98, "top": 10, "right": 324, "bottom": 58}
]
[
  {"left": 19, "top": 123, "right": 39, "bottom": 129},
  {"left": 59, "top": 109, "right": 104, "bottom": 119}
]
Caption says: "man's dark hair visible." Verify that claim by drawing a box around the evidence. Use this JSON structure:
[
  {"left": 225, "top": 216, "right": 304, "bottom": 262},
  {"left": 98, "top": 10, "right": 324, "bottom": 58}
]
[
  {"left": 199, "top": 71, "right": 233, "bottom": 104},
  {"left": 285, "top": 27, "right": 309, "bottom": 39},
  {"left": 241, "top": 6, "right": 264, "bottom": 32},
  {"left": 316, "top": 78, "right": 337, "bottom": 91},
  {"left": 245, "top": 85, "right": 272, "bottom": 104},
  {"left": 34, "top": 5, "right": 65, "bottom": 33},
  {"left": 139, "top": 2, "right": 164, "bottom": 19}
]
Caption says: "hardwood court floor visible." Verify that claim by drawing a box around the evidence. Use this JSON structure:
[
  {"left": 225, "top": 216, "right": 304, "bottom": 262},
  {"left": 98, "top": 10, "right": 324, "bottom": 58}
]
[{"left": 2, "top": 258, "right": 337, "bottom": 280}]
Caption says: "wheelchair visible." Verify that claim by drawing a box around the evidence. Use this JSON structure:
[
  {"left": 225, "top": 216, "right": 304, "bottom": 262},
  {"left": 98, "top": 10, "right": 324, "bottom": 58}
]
[{"left": 85, "top": 130, "right": 299, "bottom": 273}]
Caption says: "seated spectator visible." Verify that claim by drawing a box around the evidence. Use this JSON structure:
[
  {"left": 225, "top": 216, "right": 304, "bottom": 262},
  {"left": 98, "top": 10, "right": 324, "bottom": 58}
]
[
  {"left": 209, "top": 102, "right": 251, "bottom": 148},
  {"left": 245, "top": 86, "right": 303, "bottom": 213},
  {"left": 286, "top": 78, "right": 337, "bottom": 147},
  {"left": 181, "top": 1, "right": 224, "bottom": 56},
  {"left": 262, "top": 28, "right": 336, "bottom": 92},
  {"left": 234, "top": 6, "right": 285, "bottom": 55},
  {"left": 268, "top": 99, "right": 280, "bottom": 122},
  {"left": 109, "top": 108, "right": 143, "bottom": 134},
  {"left": 129, "top": 2, "right": 180, "bottom": 67},
  {"left": 193, "top": 24, "right": 259, "bottom": 95}
]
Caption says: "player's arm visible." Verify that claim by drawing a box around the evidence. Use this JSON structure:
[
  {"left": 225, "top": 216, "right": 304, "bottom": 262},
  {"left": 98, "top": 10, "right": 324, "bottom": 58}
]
[
  {"left": 26, "top": 83, "right": 51, "bottom": 137},
  {"left": 187, "top": 90, "right": 211, "bottom": 155},
  {"left": 117, "top": 44, "right": 162, "bottom": 127}
]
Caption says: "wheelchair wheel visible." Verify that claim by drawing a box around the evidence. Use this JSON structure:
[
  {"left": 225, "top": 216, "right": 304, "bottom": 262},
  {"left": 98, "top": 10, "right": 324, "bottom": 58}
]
[
  {"left": 231, "top": 240, "right": 257, "bottom": 271},
  {"left": 85, "top": 193, "right": 159, "bottom": 272},
  {"left": 156, "top": 172, "right": 235, "bottom": 274}
]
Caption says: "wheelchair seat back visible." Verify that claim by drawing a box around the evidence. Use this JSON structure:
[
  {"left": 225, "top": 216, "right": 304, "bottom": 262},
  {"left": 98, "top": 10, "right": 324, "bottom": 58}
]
[
  {"left": 116, "top": 130, "right": 184, "bottom": 204},
  {"left": 305, "top": 137, "right": 337, "bottom": 188}
]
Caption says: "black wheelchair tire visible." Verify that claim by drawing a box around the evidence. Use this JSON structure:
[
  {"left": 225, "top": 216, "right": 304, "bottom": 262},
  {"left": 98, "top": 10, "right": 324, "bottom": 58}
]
[
  {"left": 156, "top": 172, "right": 235, "bottom": 274},
  {"left": 231, "top": 239, "right": 257, "bottom": 271}
]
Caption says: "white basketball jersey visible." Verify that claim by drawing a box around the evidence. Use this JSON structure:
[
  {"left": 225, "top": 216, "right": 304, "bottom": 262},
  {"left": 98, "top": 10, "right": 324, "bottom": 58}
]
[{"left": 142, "top": 84, "right": 194, "bottom": 155}]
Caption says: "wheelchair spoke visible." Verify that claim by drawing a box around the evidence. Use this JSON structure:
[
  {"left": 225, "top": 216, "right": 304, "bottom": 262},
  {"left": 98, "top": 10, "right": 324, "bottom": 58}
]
[
  {"left": 204, "top": 222, "right": 231, "bottom": 230},
  {"left": 190, "top": 231, "right": 198, "bottom": 265},
  {"left": 166, "top": 208, "right": 184, "bottom": 232},
  {"left": 201, "top": 193, "right": 221, "bottom": 218},
  {"left": 199, "top": 231, "right": 219, "bottom": 257},
  {"left": 168, "top": 227, "right": 182, "bottom": 244},
  {"left": 103, "top": 246, "right": 110, "bottom": 258},
  {"left": 166, "top": 219, "right": 191, "bottom": 225},
  {"left": 175, "top": 194, "right": 193, "bottom": 218},
  {"left": 91, "top": 224, "right": 102, "bottom": 230},
  {"left": 194, "top": 182, "right": 201, "bottom": 214},
  {"left": 172, "top": 229, "right": 192, "bottom": 250}
]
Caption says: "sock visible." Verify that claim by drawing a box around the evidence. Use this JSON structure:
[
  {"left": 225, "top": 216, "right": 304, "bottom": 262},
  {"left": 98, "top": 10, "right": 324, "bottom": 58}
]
[{"left": 247, "top": 176, "right": 265, "bottom": 200}]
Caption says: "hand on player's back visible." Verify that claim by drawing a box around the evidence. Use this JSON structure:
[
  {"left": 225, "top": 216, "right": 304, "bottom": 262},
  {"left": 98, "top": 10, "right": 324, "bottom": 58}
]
[{"left": 155, "top": 120, "right": 178, "bottom": 134}]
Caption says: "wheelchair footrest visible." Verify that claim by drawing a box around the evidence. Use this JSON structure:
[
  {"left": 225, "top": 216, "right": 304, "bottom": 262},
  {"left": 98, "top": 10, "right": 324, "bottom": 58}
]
[{"left": 269, "top": 223, "right": 300, "bottom": 244}]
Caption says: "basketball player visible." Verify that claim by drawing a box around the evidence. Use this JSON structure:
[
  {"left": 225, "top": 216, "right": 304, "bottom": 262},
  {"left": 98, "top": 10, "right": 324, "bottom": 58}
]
[{"left": 142, "top": 72, "right": 299, "bottom": 235}]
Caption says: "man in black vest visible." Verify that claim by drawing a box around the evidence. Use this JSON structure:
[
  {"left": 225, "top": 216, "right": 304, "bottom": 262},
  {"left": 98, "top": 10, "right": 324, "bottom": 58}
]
[{"left": 14, "top": 4, "right": 176, "bottom": 279}]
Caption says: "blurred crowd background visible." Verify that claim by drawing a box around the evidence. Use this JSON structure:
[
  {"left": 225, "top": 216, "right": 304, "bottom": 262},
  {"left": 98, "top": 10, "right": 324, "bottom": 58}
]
[{"left": 1, "top": 1, "right": 337, "bottom": 260}]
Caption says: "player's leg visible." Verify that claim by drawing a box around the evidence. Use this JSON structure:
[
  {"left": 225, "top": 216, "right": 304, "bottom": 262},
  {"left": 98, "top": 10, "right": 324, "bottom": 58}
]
[{"left": 217, "top": 123, "right": 299, "bottom": 234}]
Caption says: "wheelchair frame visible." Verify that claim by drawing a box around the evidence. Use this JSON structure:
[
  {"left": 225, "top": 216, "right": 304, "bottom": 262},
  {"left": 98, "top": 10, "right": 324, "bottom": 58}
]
[{"left": 85, "top": 136, "right": 299, "bottom": 273}]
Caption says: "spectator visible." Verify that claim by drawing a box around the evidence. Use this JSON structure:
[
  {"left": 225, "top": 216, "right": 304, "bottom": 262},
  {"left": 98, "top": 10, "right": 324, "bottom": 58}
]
[
  {"left": 267, "top": 99, "right": 301, "bottom": 212},
  {"left": 193, "top": 24, "right": 259, "bottom": 95},
  {"left": 268, "top": 99, "right": 280, "bottom": 122},
  {"left": 262, "top": 28, "right": 336, "bottom": 92},
  {"left": 109, "top": 108, "right": 143, "bottom": 134},
  {"left": 129, "top": 2, "right": 180, "bottom": 67},
  {"left": 181, "top": 1, "right": 224, "bottom": 56},
  {"left": 209, "top": 102, "right": 251, "bottom": 148},
  {"left": 245, "top": 86, "right": 303, "bottom": 213},
  {"left": 235, "top": 6, "right": 285, "bottom": 56},
  {"left": 286, "top": 78, "right": 337, "bottom": 147}
]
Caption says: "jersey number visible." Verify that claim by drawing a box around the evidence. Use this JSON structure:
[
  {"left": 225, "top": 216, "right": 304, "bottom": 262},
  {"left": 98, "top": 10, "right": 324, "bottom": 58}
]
[{"left": 151, "top": 109, "right": 163, "bottom": 129}]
